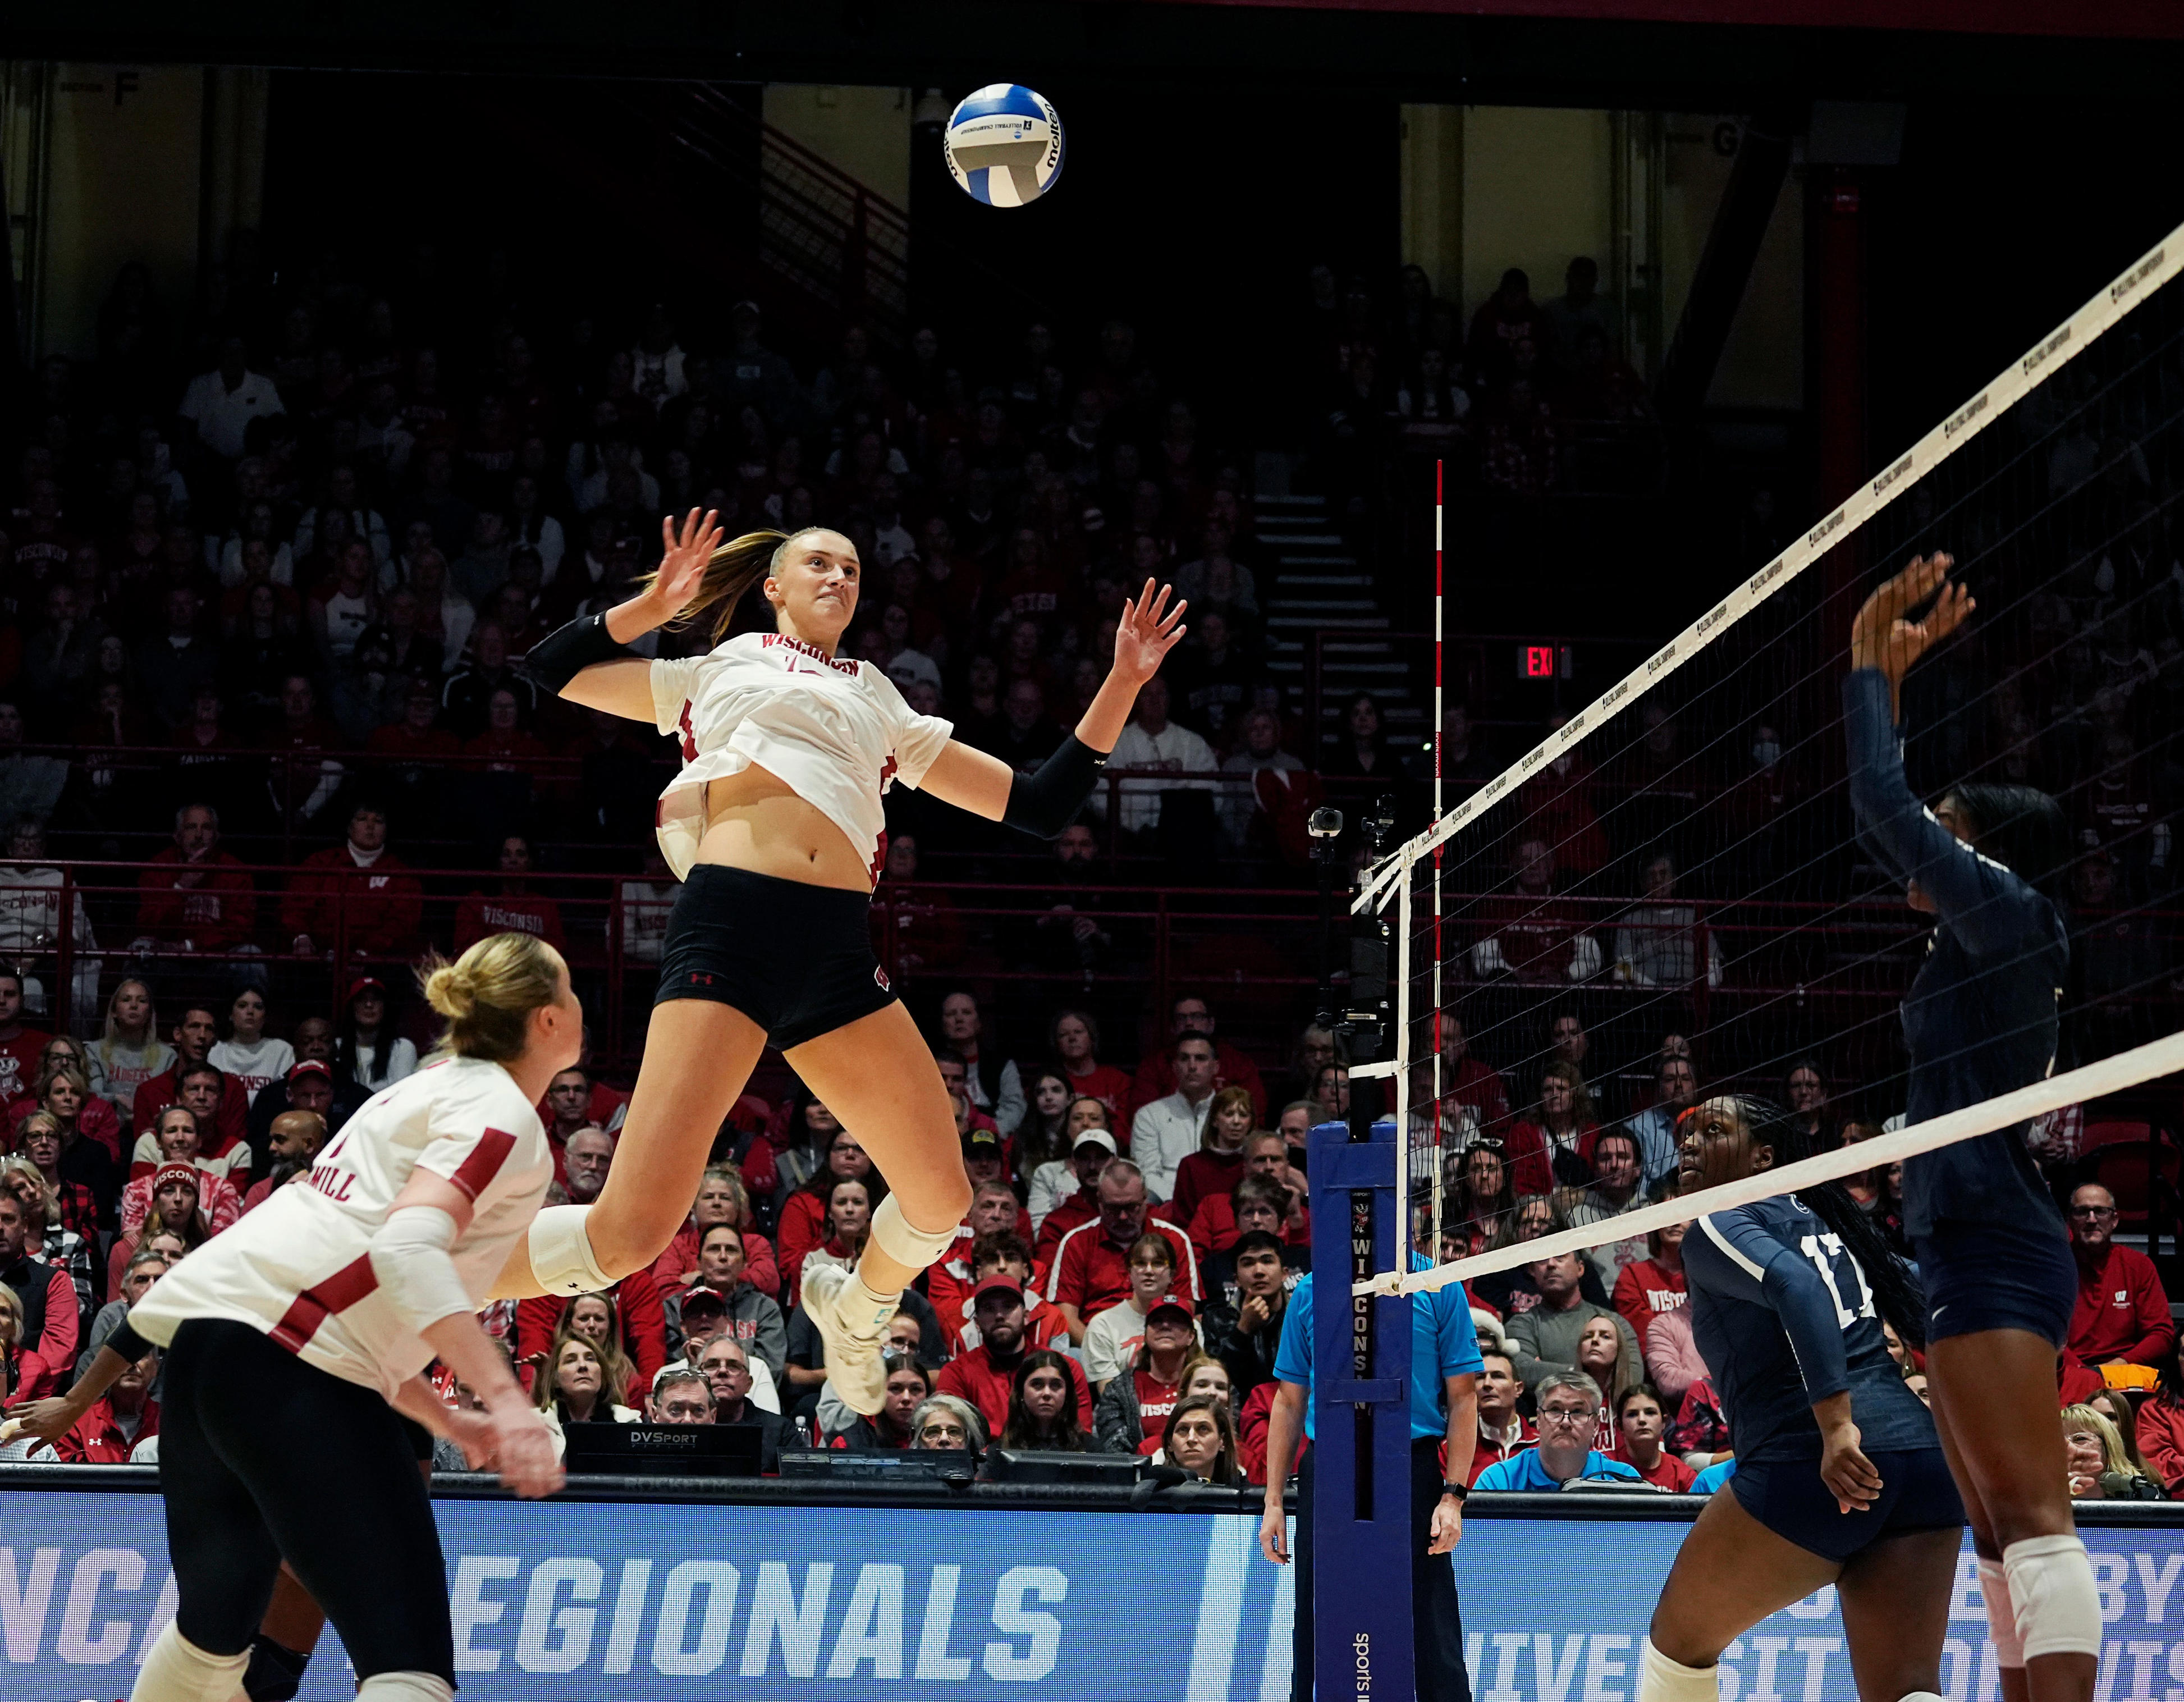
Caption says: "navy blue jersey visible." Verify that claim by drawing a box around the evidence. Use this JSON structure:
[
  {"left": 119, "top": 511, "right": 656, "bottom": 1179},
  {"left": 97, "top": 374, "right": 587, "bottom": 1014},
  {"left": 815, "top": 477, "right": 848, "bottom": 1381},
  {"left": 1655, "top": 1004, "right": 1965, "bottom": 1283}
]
[
  {"left": 1843, "top": 669, "right": 2068, "bottom": 1236},
  {"left": 1685, "top": 1193, "right": 1938, "bottom": 1465}
]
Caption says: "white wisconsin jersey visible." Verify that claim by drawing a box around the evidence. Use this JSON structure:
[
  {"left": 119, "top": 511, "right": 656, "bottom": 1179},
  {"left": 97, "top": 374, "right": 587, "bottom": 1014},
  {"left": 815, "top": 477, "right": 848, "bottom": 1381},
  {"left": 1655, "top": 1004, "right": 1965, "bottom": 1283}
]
[
  {"left": 129, "top": 1055, "right": 552, "bottom": 1401},
  {"left": 649, "top": 632, "right": 954, "bottom": 884}
]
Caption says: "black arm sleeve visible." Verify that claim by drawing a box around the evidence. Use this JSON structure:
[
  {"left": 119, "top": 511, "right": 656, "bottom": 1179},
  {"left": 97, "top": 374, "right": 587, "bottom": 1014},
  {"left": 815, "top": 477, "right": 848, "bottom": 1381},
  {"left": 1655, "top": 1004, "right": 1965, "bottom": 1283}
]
[
  {"left": 518, "top": 611, "right": 631, "bottom": 694},
  {"left": 106, "top": 1317, "right": 154, "bottom": 1366},
  {"left": 1002, "top": 735, "right": 1109, "bottom": 839}
]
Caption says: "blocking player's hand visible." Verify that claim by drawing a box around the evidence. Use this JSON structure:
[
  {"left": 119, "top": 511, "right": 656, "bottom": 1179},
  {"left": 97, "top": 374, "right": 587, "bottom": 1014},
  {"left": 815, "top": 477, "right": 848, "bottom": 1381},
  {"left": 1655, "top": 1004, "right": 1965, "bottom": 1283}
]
[{"left": 1849, "top": 552, "right": 1974, "bottom": 685}]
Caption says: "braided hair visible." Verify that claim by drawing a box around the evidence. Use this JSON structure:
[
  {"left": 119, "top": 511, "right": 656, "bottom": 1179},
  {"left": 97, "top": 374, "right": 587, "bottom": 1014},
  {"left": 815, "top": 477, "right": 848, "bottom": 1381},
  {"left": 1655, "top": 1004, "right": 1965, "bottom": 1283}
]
[{"left": 1729, "top": 1094, "right": 1930, "bottom": 1349}]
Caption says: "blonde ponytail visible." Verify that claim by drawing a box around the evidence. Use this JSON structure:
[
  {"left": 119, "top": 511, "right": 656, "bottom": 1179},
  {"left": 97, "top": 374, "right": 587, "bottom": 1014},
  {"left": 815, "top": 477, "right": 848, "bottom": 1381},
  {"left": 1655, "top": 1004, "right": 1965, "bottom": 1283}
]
[
  {"left": 418, "top": 932, "right": 568, "bottom": 1063},
  {"left": 639, "top": 526, "right": 828, "bottom": 643}
]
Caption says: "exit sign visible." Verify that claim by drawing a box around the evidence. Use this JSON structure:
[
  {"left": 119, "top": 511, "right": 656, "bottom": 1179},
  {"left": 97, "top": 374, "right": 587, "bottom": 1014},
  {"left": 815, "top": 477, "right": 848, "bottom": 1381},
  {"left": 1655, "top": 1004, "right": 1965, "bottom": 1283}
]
[{"left": 1520, "top": 644, "right": 1573, "bottom": 680}]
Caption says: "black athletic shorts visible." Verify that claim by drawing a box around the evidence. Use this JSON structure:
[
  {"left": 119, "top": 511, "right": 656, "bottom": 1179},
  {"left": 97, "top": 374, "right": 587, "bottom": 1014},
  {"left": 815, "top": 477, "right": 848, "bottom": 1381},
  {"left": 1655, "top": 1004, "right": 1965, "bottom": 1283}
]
[
  {"left": 1916, "top": 1214, "right": 2076, "bottom": 1347},
  {"left": 654, "top": 863, "right": 897, "bottom": 1049},
  {"left": 1730, "top": 1445, "right": 1965, "bottom": 1564},
  {"left": 159, "top": 1319, "right": 456, "bottom": 1683}
]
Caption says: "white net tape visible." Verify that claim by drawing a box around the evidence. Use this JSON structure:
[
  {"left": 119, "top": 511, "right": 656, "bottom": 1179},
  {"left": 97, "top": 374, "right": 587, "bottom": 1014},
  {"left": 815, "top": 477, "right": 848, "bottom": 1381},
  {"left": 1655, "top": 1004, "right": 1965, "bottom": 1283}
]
[
  {"left": 1355, "top": 213, "right": 2184, "bottom": 1301},
  {"left": 1359, "top": 1028, "right": 2184, "bottom": 1298}
]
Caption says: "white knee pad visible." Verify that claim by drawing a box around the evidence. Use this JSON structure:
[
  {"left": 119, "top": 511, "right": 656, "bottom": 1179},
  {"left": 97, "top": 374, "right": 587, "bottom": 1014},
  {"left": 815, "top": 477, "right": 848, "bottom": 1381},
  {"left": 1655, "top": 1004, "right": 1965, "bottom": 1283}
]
[
  {"left": 526, "top": 1205, "right": 614, "bottom": 1297},
  {"left": 1638, "top": 1639, "right": 1719, "bottom": 1702},
  {"left": 130, "top": 1621, "right": 249, "bottom": 1702},
  {"left": 868, "top": 1193, "right": 959, "bottom": 1271},
  {"left": 355, "top": 1674, "right": 456, "bottom": 1702},
  {"left": 2003, "top": 1535, "right": 2103, "bottom": 1662},
  {"left": 1977, "top": 1557, "right": 2025, "bottom": 1669}
]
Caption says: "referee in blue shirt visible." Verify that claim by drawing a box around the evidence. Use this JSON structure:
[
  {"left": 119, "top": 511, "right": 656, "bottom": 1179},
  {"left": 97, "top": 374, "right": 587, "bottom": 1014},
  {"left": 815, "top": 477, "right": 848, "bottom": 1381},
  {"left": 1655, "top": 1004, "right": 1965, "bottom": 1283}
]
[{"left": 1260, "top": 1253, "right": 1482, "bottom": 1701}]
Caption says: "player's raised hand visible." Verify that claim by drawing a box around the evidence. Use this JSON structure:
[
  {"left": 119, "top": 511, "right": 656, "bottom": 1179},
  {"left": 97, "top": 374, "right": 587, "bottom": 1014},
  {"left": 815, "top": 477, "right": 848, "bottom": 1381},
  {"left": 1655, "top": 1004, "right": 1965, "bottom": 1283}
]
[
  {"left": 1851, "top": 553, "right": 1975, "bottom": 685},
  {"left": 650, "top": 507, "right": 725, "bottom": 621},
  {"left": 1112, "top": 579, "right": 1187, "bottom": 686}
]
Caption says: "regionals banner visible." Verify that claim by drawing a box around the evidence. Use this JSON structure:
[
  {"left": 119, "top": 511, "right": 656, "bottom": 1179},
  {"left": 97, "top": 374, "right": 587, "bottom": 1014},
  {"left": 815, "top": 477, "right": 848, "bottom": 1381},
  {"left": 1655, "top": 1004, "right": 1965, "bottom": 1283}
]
[{"left": 7, "top": 1493, "right": 2184, "bottom": 1698}]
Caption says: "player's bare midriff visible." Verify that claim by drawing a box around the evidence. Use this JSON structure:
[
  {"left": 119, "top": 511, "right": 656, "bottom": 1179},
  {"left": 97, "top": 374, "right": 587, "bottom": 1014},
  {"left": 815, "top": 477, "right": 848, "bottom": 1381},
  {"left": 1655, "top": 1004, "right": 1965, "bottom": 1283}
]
[{"left": 698, "top": 766, "right": 872, "bottom": 891}]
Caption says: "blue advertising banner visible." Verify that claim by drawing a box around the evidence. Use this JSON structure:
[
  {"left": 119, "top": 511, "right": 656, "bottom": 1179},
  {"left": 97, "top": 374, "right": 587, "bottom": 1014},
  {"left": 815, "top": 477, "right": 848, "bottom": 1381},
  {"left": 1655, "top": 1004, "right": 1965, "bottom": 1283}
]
[{"left": 8, "top": 1493, "right": 2184, "bottom": 1700}]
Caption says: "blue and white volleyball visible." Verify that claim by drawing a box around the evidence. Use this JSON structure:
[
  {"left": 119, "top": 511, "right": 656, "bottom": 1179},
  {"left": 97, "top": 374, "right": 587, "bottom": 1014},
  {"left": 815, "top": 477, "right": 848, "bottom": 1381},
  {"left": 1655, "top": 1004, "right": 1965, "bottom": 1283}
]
[{"left": 944, "top": 85, "right": 1065, "bottom": 208}]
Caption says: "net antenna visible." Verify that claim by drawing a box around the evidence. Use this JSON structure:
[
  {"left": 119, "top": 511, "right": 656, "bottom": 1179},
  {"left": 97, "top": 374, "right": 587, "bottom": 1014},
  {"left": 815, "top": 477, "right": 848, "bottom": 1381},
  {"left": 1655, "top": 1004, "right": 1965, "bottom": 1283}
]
[{"left": 1354, "top": 214, "right": 2184, "bottom": 1302}]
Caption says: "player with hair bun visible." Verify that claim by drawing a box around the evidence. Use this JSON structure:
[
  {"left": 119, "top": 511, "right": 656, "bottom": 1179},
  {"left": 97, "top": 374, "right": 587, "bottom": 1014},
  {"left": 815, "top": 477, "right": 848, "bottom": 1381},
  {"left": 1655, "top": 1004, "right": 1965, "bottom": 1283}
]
[
  {"left": 8, "top": 933, "right": 580, "bottom": 1702},
  {"left": 503, "top": 510, "right": 1183, "bottom": 1414}
]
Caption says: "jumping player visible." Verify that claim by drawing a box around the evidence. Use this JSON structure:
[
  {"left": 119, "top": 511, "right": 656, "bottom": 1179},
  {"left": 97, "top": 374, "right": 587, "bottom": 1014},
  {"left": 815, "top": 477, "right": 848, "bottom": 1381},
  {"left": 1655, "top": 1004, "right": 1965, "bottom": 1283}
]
[
  {"left": 503, "top": 511, "right": 1183, "bottom": 1411},
  {"left": 13, "top": 934, "right": 575, "bottom": 1702},
  {"left": 1845, "top": 555, "right": 2093, "bottom": 1702},
  {"left": 1641, "top": 1095, "right": 1961, "bottom": 1702}
]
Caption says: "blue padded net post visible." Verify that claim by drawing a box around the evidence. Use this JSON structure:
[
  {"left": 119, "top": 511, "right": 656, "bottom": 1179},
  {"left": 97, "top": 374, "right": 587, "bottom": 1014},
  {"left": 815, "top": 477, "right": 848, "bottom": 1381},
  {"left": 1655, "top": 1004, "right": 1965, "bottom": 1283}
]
[{"left": 1307, "top": 1115, "right": 1415, "bottom": 1702}]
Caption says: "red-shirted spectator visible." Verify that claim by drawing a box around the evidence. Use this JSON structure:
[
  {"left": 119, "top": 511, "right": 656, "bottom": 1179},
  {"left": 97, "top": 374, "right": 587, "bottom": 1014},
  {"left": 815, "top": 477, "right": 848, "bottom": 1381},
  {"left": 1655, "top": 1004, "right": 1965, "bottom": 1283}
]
[
  {"left": 1437, "top": 1018, "right": 1512, "bottom": 1135},
  {"left": 1512, "top": 736, "right": 1610, "bottom": 877},
  {"left": 1464, "top": 1351, "right": 1536, "bottom": 1485},
  {"left": 650, "top": 1163, "right": 779, "bottom": 1301},
  {"left": 1032, "top": 1130, "right": 1115, "bottom": 1260},
  {"left": 1051, "top": 1009, "right": 1132, "bottom": 1124},
  {"left": 132, "top": 1012, "right": 250, "bottom": 1161},
  {"left": 938, "top": 1273, "right": 1094, "bottom": 1440},
  {"left": 2133, "top": 1374, "right": 2184, "bottom": 1495},
  {"left": 1047, "top": 1159, "right": 1200, "bottom": 1342},
  {"left": 2068, "top": 1183, "right": 2176, "bottom": 1366},
  {"left": 0, "top": 1191, "right": 77, "bottom": 1399},
  {"left": 1129, "top": 994, "right": 1266, "bottom": 1124},
  {"left": 1186, "top": 1136, "right": 1313, "bottom": 1260},
  {"left": 367, "top": 682, "right": 461, "bottom": 765},
  {"left": 1237, "top": 1378, "right": 1284, "bottom": 1484},
  {"left": 0, "top": 973, "right": 52, "bottom": 1106},
  {"left": 945, "top": 1232, "right": 1068, "bottom": 1356},
  {"left": 777, "top": 1127, "right": 885, "bottom": 1301},
  {"left": 122, "top": 1122, "right": 244, "bottom": 1234},
  {"left": 1615, "top": 1383, "right": 1695, "bottom": 1490},
  {"left": 928, "top": 1181, "right": 1038, "bottom": 1325},
  {"left": 453, "top": 834, "right": 568, "bottom": 952},
  {"left": 132, "top": 802, "right": 258, "bottom": 953},
  {"left": 54, "top": 1346, "right": 161, "bottom": 1462},
  {"left": 281, "top": 803, "right": 425, "bottom": 960},
  {"left": 1168, "top": 1086, "right": 1255, "bottom": 1232},
  {"left": 1469, "top": 838, "right": 1601, "bottom": 985},
  {"left": 516, "top": 1274, "right": 669, "bottom": 1401},
  {"left": 1613, "top": 1222, "right": 1689, "bottom": 1345}
]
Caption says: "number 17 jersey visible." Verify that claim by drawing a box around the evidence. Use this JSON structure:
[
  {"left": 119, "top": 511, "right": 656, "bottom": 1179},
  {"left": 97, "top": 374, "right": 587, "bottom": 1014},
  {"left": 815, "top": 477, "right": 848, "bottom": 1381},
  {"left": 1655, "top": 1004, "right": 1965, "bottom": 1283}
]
[{"left": 1684, "top": 1193, "right": 1938, "bottom": 1465}]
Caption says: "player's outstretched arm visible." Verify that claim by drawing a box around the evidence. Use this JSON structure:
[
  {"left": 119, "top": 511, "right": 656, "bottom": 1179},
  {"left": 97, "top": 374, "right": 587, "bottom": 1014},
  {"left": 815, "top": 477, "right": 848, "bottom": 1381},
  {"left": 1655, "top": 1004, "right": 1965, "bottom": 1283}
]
[{"left": 524, "top": 506, "right": 725, "bottom": 721}]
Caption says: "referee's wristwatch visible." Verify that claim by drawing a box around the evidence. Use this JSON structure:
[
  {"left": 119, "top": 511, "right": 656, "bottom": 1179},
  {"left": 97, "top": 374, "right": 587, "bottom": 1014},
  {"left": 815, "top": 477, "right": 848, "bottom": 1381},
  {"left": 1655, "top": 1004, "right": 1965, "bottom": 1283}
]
[{"left": 1439, "top": 1481, "right": 1470, "bottom": 1502}]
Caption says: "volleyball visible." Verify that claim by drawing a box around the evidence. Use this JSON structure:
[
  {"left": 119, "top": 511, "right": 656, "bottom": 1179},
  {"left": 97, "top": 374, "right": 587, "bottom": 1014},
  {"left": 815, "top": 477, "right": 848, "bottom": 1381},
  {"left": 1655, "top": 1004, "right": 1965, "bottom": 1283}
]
[{"left": 942, "top": 84, "right": 1065, "bottom": 208}]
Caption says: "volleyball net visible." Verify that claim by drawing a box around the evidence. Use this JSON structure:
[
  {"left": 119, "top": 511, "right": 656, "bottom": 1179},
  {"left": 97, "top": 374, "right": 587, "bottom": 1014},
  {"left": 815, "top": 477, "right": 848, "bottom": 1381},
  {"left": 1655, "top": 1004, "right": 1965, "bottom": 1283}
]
[{"left": 1354, "top": 216, "right": 2184, "bottom": 1300}]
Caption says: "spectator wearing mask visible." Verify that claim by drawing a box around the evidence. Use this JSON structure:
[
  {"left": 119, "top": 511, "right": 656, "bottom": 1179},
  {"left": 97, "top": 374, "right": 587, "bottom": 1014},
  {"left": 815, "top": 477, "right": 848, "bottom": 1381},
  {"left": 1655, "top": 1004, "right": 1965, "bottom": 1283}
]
[
  {"left": 281, "top": 803, "right": 425, "bottom": 962},
  {"left": 1466, "top": 1351, "right": 1535, "bottom": 1484},
  {"left": 666, "top": 1227, "right": 786, "bottom": 1378},
  {"left": 939, "top": 1271, "right": 1093, "bottom": 1440},
  {"left": 1047, "top": 1159, "right": 1199, "bottom": 1342},
  {"left": 1207, "top": 1229, "right": 1294, "bottom": 1396},
  {"left": 1471, "top": 1370, "right": 1645, "bottom": 1489},
  {"left": 1131, "top": 1035, "right": 1221, "bottom": 1204},
  {"left": 53, "top": 1346, "right": 161, "bottom": 1463},
  {"left": 2067, "top": 1183, "right": 2175, "bottom": 1367},
  {"left": 241, "top": 1110, "right": 325, "bottom": 1213},
  {"left": 0, "top": 1190, "right": 76, "bottom": 1398},
  {"left": 934, "top": 991, "right": 1024, "bottom": 1136},
  {"left": 1507, "top": 1249, "right": 1643, "bottom": 1394},
  {"left": 1614, "top": 1383, "right": 1694, "bottom": 1490},
  {"left": 1094, "top": 1291, "right": 1198, "bottom": 1454},
  {"left": 1129, "top": 994, "right": 1267, "bottom": 1124}
]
